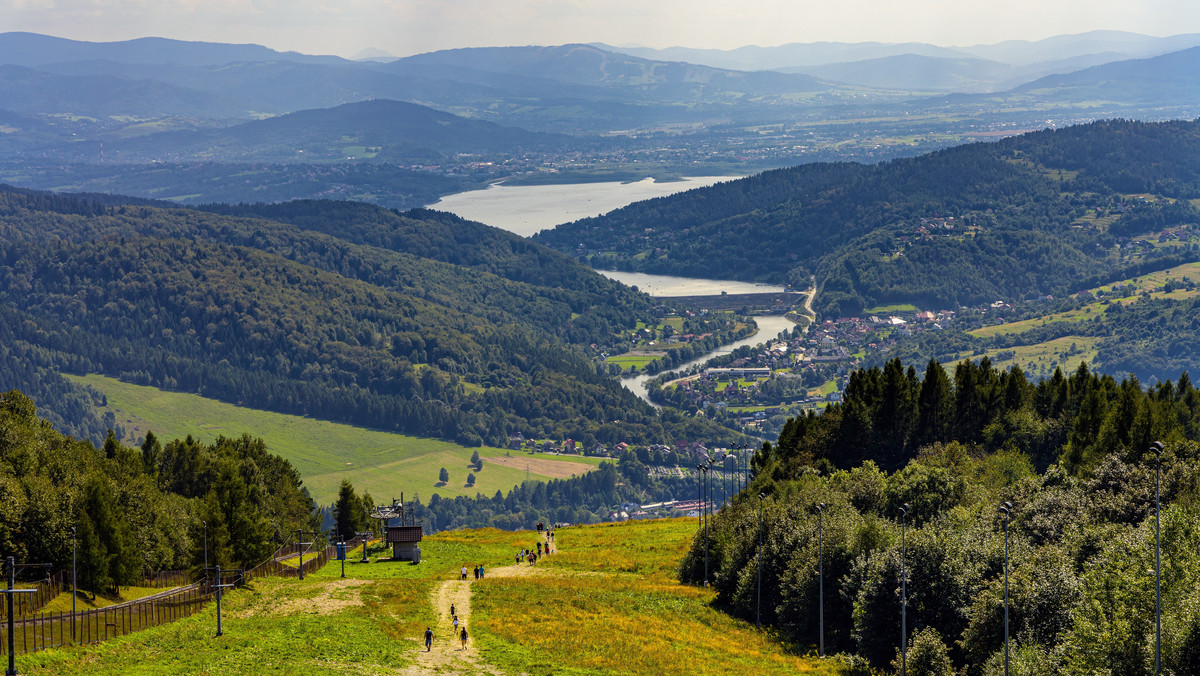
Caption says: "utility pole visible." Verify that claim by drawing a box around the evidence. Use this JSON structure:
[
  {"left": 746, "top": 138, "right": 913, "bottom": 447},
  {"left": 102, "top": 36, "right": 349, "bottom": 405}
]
[
  {"left": 295, "top": 530, "right": 316, "bottom": 580},
  {"left": 899, "top": 503, "right": 910, "bottom": 676},
  {"left": 71, "top": 526, "right": 77, "bottom": 642},
  {"left": 4, "top": 557, "right": 45, "bottom": 676},
  {"left": 209, "top": 566, "right": 239, "bottom": 637},
  {"left": 1150, "top": 441, "right": 1164, "bottom": 676},
  {"left": 757, "top": 493, "right": 766, "bottom": 628},
  {"left": 357, "top": 532, "right": 374, "bottom": 563},
  {"left": 816, "top": 502, "right": 826, "bottom": 658},
  {"left": 999, "top": 502, "right": 1014, "bottom": 676}
]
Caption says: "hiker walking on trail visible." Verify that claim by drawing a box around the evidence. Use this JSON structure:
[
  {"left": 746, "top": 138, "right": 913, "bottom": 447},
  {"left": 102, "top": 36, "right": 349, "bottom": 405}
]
[
  {"left": 450, "top": 603, "right": 456, "bottom": 617},
  {"left": 473, "top": 565, "right": 479, "bottom": 580},
  {"left": 537, "top": 542, "right": 542, "bottom": 555},
  {"left": 479, "top": 564, "right": 485, "bottom": 578},
  {"left": 454, "top": 615, "right": 460, "bottom": 632},
  {"left": 424, "top": 627, "right": 433, "bottom": 651},
  {"left": 460, "top": 626, "right": 469, "bottom": 650},
  {"left": 461, "top": 564, "right": 468, "bottom": 579}
]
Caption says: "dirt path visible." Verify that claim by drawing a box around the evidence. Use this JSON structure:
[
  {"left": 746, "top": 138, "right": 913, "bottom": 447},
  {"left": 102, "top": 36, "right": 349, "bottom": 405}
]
[{"left": 399, "top": 532, "right": 556, "bottom": 675}]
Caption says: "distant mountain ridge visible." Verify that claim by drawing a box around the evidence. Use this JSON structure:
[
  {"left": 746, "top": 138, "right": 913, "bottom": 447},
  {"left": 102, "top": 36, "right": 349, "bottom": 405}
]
[
  {"left": 92, "top": 99, "right": 570, "bottom": 163},
  {"left": 0, "top": 31, "right": 346, "bottom": 67}
]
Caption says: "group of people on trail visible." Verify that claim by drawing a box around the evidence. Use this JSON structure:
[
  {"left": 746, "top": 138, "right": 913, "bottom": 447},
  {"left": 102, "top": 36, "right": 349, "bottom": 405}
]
[
  {"left": 425, "top": 601, "right": 469, "bottom": 652},
  {"left": 516, "top": 530, "right": 554, "bottom": 565},
  {"left": 424, "top": 527, "right": 561, "bottom": 652}
]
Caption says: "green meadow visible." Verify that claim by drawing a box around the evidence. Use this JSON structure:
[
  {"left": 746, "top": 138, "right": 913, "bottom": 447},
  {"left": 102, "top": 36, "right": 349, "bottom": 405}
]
[
  {"left": 21, "top": 520, "right": 835, "bottom": 676},
  {"left": 69, "top": 374, "right": 603, "bottom": 505}
]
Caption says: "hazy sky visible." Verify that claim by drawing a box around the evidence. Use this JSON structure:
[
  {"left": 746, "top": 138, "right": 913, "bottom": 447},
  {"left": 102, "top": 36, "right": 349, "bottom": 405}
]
[{"left": 2, "top": 0, "right": 1196, "bottom": 58}]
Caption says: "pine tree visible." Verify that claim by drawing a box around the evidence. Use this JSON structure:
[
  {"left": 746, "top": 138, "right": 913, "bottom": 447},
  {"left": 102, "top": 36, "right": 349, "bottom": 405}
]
[{"left": 334, "top": 479, "right": 366, "bottom": 541}]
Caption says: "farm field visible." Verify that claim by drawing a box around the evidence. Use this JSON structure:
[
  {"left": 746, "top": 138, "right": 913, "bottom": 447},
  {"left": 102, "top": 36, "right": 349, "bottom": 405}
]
[
  {"left": 19, "top": 520, "right": 834, "bottom": 676},
  {"left": 970, "top": 261, "right": 1200, "bottom": 339},
  {"left": 960, "top": 335, "right": 1103, "bottom": 377},
  {"left": 69, "top": 374, "right": 604, "bottom": 505}
]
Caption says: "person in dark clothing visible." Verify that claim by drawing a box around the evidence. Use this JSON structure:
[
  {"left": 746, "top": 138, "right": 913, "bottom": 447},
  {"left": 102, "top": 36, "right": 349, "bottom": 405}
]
[
  {"left": 424, "top": 627, "right": 433, "bottom": 651},
  {"left": 460, "top": 626, "right": 468, "bottom": 649}
]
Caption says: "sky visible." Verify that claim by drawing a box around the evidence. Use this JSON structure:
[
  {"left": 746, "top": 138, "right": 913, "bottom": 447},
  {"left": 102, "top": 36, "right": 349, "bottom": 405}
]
[{"left": 2, "top": 0, "right": 1197, "bottom": 59}]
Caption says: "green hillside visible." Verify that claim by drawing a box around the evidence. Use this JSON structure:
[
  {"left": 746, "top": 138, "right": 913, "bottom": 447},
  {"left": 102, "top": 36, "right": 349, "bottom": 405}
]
[
  {"left": 0, "top": 186, "right": 742, "bottom": 449},
  {"left": 70, "top": 373, "right": 604, "bottom": 506},
  {"left": 19, "top": 519, "right": 834, "bottom": 676},
  {"left": 536, "top": 119, "right": 1200, "bottom": 316}
]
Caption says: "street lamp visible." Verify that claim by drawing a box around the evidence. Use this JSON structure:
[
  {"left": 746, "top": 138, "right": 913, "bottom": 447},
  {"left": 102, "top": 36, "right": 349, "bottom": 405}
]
[
  {"left": 816, "top": 502, "right": 826, "bottom": 658},
  {"left": 1150, "top": 441, "right": 1164, "bottom": 676},
  {"left": 999, "top": 501, "right": 1014, "bottom": 676},
  {"left": 899, "top": 502, "right": 910, "bottom": 676},
  {"left": 337, "top": 541, "right": 346, "bottom": 578},
  {"left": 757, "top": 492, "right": 766, "bottom": 628}
]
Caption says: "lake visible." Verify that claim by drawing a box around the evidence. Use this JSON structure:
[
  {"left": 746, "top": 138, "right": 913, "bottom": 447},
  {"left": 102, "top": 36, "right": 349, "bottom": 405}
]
[
  {"left": 426, "top": 176, "right": 739, "bottom": 237},
  {"left": 426, "top": 177, "right": 796, "bottom": 404},
  {"left": 597, "top": 270, "right": 787, "bottom": 296}
]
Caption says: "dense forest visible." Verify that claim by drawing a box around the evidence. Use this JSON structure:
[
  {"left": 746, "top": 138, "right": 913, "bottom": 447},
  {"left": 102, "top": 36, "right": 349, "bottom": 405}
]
[
  {"left": 536, "top": 119, "right": 1200, "bottom": 316},
  {"left": 682, "top": 356, "right": 1200, "bottom": 674},
  {"left": 0, "top": 185, "right": 744, "bottom": 448},
  {"left": 0, "top": 390, "right": 317, "bottom": 590}
]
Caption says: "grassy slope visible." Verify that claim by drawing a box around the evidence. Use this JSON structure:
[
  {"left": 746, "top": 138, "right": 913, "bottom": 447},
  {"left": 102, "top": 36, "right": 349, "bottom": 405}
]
[
  {"left": 952, "top": 261, "right": 1200, "bottom": 377},
  {"left": 21, "top": 520, "right": 835, "bottom": 676},
  {"left": 70, "top": 374, "right": 603, "bottom": 505},
  {"left": 473, "top": 519, "right": 837, "bottom": 676}
]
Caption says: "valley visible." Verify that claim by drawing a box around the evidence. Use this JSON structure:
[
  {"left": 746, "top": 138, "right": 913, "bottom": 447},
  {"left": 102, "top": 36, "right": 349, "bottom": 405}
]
[{"left": 6, "top": 22, "right": 1200, "bottom": 674}]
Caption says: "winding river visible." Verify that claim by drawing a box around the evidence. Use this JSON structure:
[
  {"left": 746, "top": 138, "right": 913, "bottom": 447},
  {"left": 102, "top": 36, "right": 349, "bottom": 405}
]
[{"left": 425, "top": 179, "right": 800, "bottom": 404}]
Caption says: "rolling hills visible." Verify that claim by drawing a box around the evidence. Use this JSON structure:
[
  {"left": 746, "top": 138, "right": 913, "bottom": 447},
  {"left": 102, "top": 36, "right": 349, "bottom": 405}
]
[
  {"left": 535, "top": 119, "right": 1200, "bottom": 316},
  {"left": 0, "top": 185, "right": 742, "bottom": 449}
]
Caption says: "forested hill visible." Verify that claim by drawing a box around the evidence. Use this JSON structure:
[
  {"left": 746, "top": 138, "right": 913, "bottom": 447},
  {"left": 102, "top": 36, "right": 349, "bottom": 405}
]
[
  {"left": 0, "top": 186, "right": 740, "bottom": 447},
  {"left": 535, "top": 119, "right": 1200, "bottom": 315}
]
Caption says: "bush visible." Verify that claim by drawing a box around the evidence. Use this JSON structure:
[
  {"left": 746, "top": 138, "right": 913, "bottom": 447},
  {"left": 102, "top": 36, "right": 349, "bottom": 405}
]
[{"left": 892, "top": 626, "right": 953, "bottom": 676}]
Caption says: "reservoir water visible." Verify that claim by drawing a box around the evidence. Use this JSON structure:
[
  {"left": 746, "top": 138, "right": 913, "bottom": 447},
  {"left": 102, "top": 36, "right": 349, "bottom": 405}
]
[
  {"left": 427, "top": 176, "right": 738, "bottom": 238},
  {"left": 425, "top": 177, "right": 796, "bottom": 404}
]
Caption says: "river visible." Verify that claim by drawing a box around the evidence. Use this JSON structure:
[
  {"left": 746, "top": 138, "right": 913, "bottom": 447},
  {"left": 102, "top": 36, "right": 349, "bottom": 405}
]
[
  {"left": 425, "top": 177, "right": 798, "bottom": 404},
  {"left": 620, "top": 314, "right": 796, "bottom": 406}
]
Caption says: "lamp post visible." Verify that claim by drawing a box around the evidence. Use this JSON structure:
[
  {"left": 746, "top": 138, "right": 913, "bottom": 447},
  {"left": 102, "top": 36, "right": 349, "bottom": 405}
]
[
  {"left": 999, "top": 501, "right": 1013, "bottom": 676},
  {"left": 1150, "top": 441, "right": 1164, "bottom": 676},
  {"left": 899, "top": 503, "right": 910, "bottom": 676},
  {"left": 71, "top": 526, "right": 77, "bottom": 642},
  {"left": 697, "top": 463, "right": 704, "bottom": 529},
  {"left": 816, "top": 502, "right": 826, "bottom": 658},
  {"left": 757, "top": 492, "right": 766, "bottom": 628},
  {"left": 338, "top": 541, "right": 346, "bottom": 578}
]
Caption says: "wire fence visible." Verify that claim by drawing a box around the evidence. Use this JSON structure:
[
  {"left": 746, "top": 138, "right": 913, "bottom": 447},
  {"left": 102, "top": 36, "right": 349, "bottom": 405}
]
[
  {"left": 3, "top": 536, "right": 373, "bottom": 657},
  {"left": 1, "top": 582, "right": 214, "bottom": 657},
  {"left": 243, "top": 534, "right": 367, "bottom": 582}
]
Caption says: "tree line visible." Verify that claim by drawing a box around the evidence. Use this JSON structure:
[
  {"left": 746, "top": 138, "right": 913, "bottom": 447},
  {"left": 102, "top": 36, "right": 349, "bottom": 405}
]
[
  {"left": 681, "top": 355, "right": 1200, "bottom": 673},
  {"left": 0, "top": 390, "right": 317, "bottom": 593}
]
